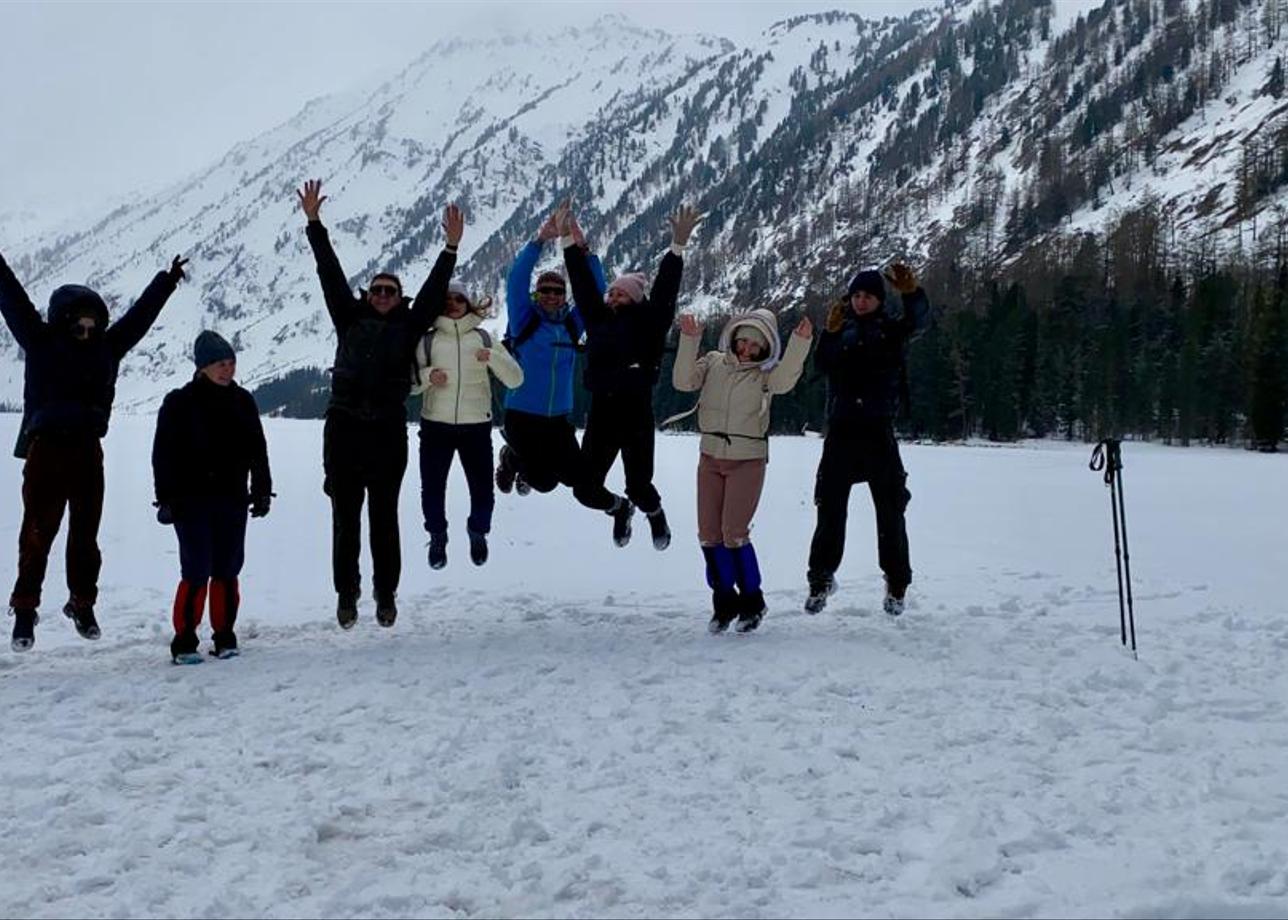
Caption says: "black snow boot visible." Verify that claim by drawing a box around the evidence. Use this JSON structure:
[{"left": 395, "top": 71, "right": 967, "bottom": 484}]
[
  {"left": 804, "top": 572, "right": 837, "bottom": 614},
  {"left": 428, "top": 532, "right": 448, "bottom": 570},
  {"left": 171, "top": 630, "right": 201, "bottom": 665},
  {"left": 336, "top": 593, "right": 359, "bottom": 630},
  {"left": 735, "top": 590, "right": 767, "bottom": 633},
  {"left": 609, "top": 497, "right": 634, "bottom": 547},
  {"left": 63, "top": 600, "right": 101, "bottom": 640},
  {"left": 496, "top": 444, "right": 518, "bottom": 495},
  {"left": 707, "top": 591, "right": 740, "bottom": 635},
  {"left": 10, "top": 608, "right": 38, "bottom": 653},
  {"left": 646, "top": 507, "right": 671, "bottom": 551},
  {"left": 468, "top": 529, "right": 488, "bottom": 566},
  {"left": 375, "top": 594, "right": 398, "bottom": 628},
  {"left": 211, "top": 631, "right": 239, "bottom": 659}
]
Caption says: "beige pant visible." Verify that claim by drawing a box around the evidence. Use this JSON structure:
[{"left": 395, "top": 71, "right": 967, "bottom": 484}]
[{"left": 697, "top": 453, "right": 767, "bottom": 547}]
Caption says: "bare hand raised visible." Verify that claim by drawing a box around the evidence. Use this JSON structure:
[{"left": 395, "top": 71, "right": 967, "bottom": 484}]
[
  {"left": 297, "top": 179, "right": 326, "bottom": 222},
  {"left": 678, "top": 314, "right": 703, "bottom": 337},
  {"left": 670, "top": 204, "right": 703, "bottom": 247},
  {"left": 536, "top": 212, "right": 559, "bottom": 242},
  {"left": 793, "top": 315, "right": 814, "bottom": 339},
  {"left": 552, "top": 199, "right": 574, "bottom": 238},
  {"left": 443, "top": 204, "right": 465, "bottom": 247},
  {"left": 569, "top": 215, "right": 588, "bottom": 249}
]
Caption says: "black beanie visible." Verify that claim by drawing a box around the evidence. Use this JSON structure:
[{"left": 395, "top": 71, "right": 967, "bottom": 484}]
[
  {"left": 193, "top": 330, "right": 236, "bottom": 369},
  {"left": 847, "top": 268, "right": 886, "bottom": 302}
]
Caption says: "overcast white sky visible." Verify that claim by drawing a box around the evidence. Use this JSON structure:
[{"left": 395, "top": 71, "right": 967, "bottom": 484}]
[{"left": 0, "top": 1, "right": 935, "bottom": 221}]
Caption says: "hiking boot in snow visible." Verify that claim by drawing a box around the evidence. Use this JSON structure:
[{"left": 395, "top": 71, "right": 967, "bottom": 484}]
[
  {"left": 496, "top": 445, "right": 518, "bottom": 495},
  {"left": 10, "top": 608, "right": 38, "bottom": 653},
  {"left": 609, "top": 497, "right": 634, "bottom": 547},
  {"left": 428, "top": 532, "right": 448, "bottom": 570},
  {"left": 211, "top": 630, "right": 239, "bottom": 659},
  {"left": 734, "top": 590, "right": 766, "bottom": 633},
  {"left": 375, "top": 595, "right": 398, "bottom": 628},
  {"left": 707, "top": 590, "right": 739, "bottom": 635},
  {"left": 171, "top": 630, "right": 202, "bottom": 665},
  {"left": 804, "top": 573, "right": 837, "bottom": 614},
  {"left": 883, "top": 580, "right": 907, "bottom": 617},
  {"left": 646, "top": 507, "right": 671, "bottom": 551},
  {"left": 63, "top": 601, "right": 101, "bottom": 640},
  {"left": 468, "top": 529, "right": 489, "bottom": 566},
  {"left": 336, "top": 593, "right": 359, "bottom": 630}
]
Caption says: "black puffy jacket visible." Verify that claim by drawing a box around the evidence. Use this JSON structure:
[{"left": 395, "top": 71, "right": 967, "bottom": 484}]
[
  {"left": 0, "top": 253, "right": 177, "bottom": 457},
  {"left": 152, "top": 375, "right": 271, "bottom": 506},
  {"left": 305, "top": 222, "right": 454, "bottom": 423},
  {"left": 816, "top": 287, "right": 931, "bottom": 427}
]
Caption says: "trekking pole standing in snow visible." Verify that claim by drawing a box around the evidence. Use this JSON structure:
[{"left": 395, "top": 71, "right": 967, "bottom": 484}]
[{"left": 1089, "top": 438, "right": 1137, "bottom": 659}]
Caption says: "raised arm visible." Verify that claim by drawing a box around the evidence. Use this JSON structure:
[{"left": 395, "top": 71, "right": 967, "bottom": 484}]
[
  {"left": 0, "top": 250, "right": 45, "bottom": 350},
  {"left": 298, "top": 180, "right": 358, "bottom": 328},
  {"left": 648, "top": 204, "right": 699, "bottom": 330},
  {"left": 106, "top": 255, "right": 185, "bottom": 358},
  {"left": 671, "top": 315, "right": 709, "bottom": 393},
  {"left": 815, "top": 300, "right": 849, "bottom": 376},
  {"left": 885, "top": 264, "right": 930, "bottom": 340},
  {"left": 767, "top": 316, "right": 813, "bottom": 394},
  {"left": 563, "top": 241, "right": 606, "bottom": 327},
  {"left": 505, "top": 240, "right": 543, "bottom": 337},
  {"left": 408, "top": 204, "right": 463, "bottom": 335}
]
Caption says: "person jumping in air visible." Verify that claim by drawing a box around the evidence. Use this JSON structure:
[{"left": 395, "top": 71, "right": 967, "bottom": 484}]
[
  {"left": 495, "top": 206, "right": 631, "bottom": 534},
  {"left": 153, "top": 331, "right": 272, "bottom": 664},
  {"left": 1, "top": 245, "right": 186, "bottom": 652},
  {"left": 672, "top": 308, "right": 813, "bottom": 632},
  {"left": 560, "top": 202, "right": 700, "bottom": 549},
  {"left": 804, "top": 262, "right": 930, "bottom": 617},
  {"left": 297, "top": 178, "right": 461, "bottom": 630},
  {"left": 411, "top": 280, "right": 523, "bottom": 569}
]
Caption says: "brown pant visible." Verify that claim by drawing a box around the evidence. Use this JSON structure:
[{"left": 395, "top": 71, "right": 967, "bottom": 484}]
[
  {"left": 9, "top": 434, "right": 105, "bottom": 610},
  {"left": 696, "top": 453, "right": 766, "bottom": 547}
]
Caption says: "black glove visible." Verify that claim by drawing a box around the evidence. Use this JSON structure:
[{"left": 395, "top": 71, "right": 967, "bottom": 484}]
[
  {"left": 155, "top": 503, "right": 175, "bottom": 525},
  {"left": 249, "top": 495, "right": 272, "bottom": 518}
]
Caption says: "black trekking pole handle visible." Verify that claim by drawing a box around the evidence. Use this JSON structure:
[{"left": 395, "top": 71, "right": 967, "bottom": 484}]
[{"left": 1089, "top": 439, "right": 1138, "bottom": 659}]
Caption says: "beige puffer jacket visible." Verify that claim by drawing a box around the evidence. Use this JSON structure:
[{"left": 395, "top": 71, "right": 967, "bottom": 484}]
[
  {"left": 411, "top": 313, "right": 523, "bottom": 424},
  {"left": 671, "top": 308, "right": 811, "bottom": 461}
]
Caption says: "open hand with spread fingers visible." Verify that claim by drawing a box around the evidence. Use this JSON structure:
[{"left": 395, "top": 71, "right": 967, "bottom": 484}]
[
  {"left": 670, "top": 204, "right": 703, "bottom": 247},
  {"left": 297, "top": 179, "right": 326, "bottom": 222}
]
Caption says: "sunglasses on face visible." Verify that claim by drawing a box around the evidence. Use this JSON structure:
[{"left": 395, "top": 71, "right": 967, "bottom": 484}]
[
  {"left": 536, "top": 286, "right": 565, "bottom": 296},
  {"left": 369, "top": 284, "right": 400, "bottom": 298}
]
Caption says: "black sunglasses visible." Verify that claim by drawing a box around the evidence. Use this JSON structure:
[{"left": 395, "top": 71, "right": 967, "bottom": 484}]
[
  {"left": 370, "top": 284, "right": 400, "bottom": 297},
  {"left": 536, "top": 286, "right": 565, "bottom": 296}
]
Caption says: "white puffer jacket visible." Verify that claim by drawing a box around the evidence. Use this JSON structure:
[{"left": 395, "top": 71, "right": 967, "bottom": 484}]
[
  {"left": 411, "top": 313, "right": 523, "bottom": 424},
  {"left": 671, "top": 308, "right": 811, "bottom": 461}
]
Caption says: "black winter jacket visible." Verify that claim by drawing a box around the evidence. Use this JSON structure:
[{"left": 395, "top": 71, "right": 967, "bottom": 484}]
[
  {"left": 306, "top": 222, "right": 455, "bottom": 424},
  {"left": 0, "top": 253, "right": 177, "bottom": 457},
  {"left": 564, "top": 244, "right": 682, "bottom": 399},
  {"left": 152, "top": 375, "right": 271, "bottom": 507},
  {"left": 816, "top": 288, "right": 931, "bottom": 428}
]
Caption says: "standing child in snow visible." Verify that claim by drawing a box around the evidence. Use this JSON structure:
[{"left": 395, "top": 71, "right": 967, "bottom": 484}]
[
  {"left": 804, "top": 263, "right": 930, "bottom": 616},
  {"left": 671, "top": 308, "right": 813, "bottom": 632},
  {"left": 411, "top": 280, "right": 523, "bottom": 568},
  {"left": 153, "top": 331, "right": 272, "bottom": 664}
]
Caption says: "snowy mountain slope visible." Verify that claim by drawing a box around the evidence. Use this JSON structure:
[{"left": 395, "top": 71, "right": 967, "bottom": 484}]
[
  {"left": 3, "top": 0, "right": 1286, "bottom": 414},
  {"left": 1, "top": 416, "right": 1286, "bottom": 917}
]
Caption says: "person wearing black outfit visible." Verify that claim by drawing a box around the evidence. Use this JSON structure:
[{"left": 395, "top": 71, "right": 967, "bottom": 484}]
[
  {"left": 1, "top": 247, "right": 186, "bottom": 652},
  {"left": 804, "top": 263, "right": 931, "bottom": 617},
  {"left": 153, "top": 331, "right": 272, "bottom": 663},
  {"left": 559, "top": 203, "right": 699, "bottom": 549},
  {"left": 297, "top": 179, "right": 461, "bottom": 629}
]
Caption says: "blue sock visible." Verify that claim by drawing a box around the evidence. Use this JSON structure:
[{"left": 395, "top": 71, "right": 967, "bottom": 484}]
[
  {"left": 731, "top": 543, "right": 762, "bottom": 594},
  {"left": 702, "top": 545, "right": 737, "bottom": 593}
]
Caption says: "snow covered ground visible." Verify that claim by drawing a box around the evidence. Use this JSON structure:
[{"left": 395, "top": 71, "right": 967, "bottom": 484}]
[{"left": 1, "top": 414, "right": 1286, "bottom": 919}]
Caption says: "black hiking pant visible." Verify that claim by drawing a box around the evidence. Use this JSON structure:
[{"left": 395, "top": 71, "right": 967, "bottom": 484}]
[
  {"left": 578, "top": 391, "right": 661, "bottom": 514},
  {"left": 807, "top": 420, "right": 912, "bottom": 592},
  {"left": 501, "top": 409, "right": 617, "bottom": 511},
  {"left": 323, "top": 414, "right": 407, "bottom": 602},
  {"left": 10, "top": 433, "right": 104, "bottom": 610}
]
